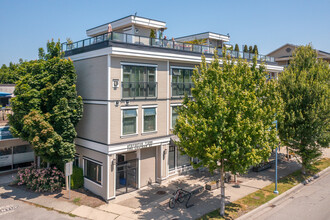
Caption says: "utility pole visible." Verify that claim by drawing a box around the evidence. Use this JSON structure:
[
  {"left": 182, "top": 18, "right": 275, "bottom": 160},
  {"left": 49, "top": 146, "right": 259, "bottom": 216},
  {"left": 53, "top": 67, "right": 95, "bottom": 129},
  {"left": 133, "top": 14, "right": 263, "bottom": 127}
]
[{"left": 274, "top": 120, "right": 279, "bottom": 194}]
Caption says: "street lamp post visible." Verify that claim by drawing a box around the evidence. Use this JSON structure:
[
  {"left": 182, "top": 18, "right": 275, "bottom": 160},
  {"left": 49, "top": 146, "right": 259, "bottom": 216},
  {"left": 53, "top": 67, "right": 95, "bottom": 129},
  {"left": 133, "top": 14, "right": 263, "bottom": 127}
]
[{"left": 274, "top": 120, "right": 279, "bottom": 194}]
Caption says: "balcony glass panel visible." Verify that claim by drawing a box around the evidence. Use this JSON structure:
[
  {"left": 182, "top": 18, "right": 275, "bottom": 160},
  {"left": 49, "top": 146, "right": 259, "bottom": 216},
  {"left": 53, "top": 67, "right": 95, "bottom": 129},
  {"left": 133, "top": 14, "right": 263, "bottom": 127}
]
[{"left": 62, "top": 32, "right": 276, "bottom": 64}]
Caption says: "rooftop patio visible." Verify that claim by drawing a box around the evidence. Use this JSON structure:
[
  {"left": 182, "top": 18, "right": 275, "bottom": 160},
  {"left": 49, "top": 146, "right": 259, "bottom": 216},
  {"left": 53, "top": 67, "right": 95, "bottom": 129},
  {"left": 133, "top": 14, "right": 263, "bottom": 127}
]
[{"left": 62, "top": 32, "right": 276, "bottom": 64}]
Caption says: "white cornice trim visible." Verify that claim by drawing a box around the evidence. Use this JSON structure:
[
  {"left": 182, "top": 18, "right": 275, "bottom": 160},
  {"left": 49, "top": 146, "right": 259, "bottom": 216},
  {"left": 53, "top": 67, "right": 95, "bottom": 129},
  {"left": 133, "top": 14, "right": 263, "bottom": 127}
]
[
  {"left": 68, "top": 46, "right": 283, "bottom": 72},
  {"left": 83, "top": 100, "right": 108, "bottom": 105},
  {"left": 108, "top": 137, "right": 171, "bottom": 154},
  {"left": 75, "top": 138, "right": 108, "bottom": 154}
]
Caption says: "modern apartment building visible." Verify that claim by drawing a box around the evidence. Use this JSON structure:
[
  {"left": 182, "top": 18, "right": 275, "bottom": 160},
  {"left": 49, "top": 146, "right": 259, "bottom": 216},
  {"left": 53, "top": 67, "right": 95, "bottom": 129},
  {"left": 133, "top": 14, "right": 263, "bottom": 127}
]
[
  {"left": 0, "top": 84, "right": 34, "bottom": 173},
  {"left": 267, "top": 43, "right": 330, "bottom": 66},
  {"left": 62, "top": 15, "right": 283, "bottom": 201}
]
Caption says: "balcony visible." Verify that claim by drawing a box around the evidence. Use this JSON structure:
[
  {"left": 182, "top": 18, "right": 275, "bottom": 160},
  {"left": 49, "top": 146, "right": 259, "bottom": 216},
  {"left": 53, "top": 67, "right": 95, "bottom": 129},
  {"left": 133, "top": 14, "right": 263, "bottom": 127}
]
[
  {"left": 122, "top": 82, "right": 157, "bottom": 99},
  {"left": 62, "top": 32, "right": 276, "bottom": 63},
  {"left": 171, "top": 82, "right": 194, "bottom": 97}
]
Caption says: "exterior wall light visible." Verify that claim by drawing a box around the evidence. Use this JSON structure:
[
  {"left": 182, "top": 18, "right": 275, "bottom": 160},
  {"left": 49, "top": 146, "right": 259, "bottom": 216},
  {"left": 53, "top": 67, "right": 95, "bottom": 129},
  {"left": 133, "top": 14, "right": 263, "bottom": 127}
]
[{"left": 113, "top": 79, "right": 119, "bottom": 89}]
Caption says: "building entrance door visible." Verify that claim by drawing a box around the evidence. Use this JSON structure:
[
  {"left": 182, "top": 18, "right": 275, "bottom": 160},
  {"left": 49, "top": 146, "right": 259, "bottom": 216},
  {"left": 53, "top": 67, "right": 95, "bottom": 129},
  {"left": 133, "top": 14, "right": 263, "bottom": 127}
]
[{"left": 116, "top": 154, "right": 138, "bottom": 196}]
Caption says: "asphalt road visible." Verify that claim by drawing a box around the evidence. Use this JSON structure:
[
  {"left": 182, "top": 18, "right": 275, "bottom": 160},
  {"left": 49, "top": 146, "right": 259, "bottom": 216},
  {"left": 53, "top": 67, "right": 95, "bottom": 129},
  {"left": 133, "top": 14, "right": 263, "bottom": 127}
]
[
  {"left": 0, "top": 196, "right": 84, "bottom": 220},
  {"left": 254, "top": 169, "right": 330, "bottom": 220}
]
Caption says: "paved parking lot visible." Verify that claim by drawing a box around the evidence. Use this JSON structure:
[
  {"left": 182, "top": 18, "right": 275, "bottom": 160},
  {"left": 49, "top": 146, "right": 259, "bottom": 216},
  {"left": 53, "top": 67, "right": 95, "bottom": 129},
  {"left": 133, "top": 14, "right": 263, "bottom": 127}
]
[{"left": 0, "top": 196, "right": 84, "bottom": 220}]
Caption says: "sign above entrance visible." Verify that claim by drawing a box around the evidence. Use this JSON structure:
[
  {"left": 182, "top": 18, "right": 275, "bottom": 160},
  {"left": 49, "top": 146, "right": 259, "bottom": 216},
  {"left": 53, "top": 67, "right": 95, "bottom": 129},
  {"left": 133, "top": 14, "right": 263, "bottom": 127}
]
[{"left": 127, "top": 141, "right": 153, "bottom": 151}]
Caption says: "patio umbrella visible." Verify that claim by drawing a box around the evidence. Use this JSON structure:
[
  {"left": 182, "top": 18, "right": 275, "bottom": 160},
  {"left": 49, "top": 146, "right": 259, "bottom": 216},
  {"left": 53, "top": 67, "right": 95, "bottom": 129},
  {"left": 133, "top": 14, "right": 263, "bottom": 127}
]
[{"left": 0, "top": 92, "right": 11, "bottom": 97}]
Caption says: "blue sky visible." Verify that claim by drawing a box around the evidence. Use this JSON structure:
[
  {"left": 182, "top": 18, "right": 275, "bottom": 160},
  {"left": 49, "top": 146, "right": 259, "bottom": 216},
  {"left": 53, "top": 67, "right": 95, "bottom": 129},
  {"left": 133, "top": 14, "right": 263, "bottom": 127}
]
[{"left": 1, "top": 0, "right": 329, "bottom": 66}]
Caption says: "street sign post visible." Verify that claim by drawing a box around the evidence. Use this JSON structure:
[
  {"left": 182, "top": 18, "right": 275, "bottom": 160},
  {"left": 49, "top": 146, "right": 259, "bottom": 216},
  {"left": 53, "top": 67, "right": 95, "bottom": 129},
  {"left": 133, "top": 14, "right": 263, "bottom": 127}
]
[{"left": 65, "top": 161, "right": 73, "bottom": 200}]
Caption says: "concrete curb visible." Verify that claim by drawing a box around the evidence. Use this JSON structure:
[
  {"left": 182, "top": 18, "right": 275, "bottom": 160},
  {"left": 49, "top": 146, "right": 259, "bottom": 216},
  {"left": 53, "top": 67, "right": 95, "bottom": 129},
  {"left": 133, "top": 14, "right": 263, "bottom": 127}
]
[{"left": 237, "top": 166, "right": 330, "bottom": 220}]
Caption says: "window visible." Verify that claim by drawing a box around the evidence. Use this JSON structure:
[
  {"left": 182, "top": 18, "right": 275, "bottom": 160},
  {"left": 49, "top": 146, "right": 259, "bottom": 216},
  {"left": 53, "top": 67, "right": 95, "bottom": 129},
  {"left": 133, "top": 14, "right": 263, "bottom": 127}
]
[
  {"left": 171, "top": 68, "right": 194, "bottom": 97},
  {"left": 74, "top": 154, "right": 80, "bottom": 167},
  {"left": 122, "top": 65, "right": 157, "bottom": 98},
  {"left": 171, "top": 106, "right": 179, "bottom": 129},
  {"left": 177, "top": 149, "right": 191, "bottom": 167},
  {"left": 168, "top": 146, "right": 175, "bottom": 170},
  {"left": 84, "top": 159, "right": 102, "bottom": 184},
  {"left": 143, "top": 107, "right": 156, "bottom": 133},
  {"left": 168, "top": 145, "right": 191, "bottom": 170},
  {"left": 13, "top": 145, "right": 33, "bottom": 154},
  {"left": 122, "top": 109, "right": 137, "bottom": 135}
]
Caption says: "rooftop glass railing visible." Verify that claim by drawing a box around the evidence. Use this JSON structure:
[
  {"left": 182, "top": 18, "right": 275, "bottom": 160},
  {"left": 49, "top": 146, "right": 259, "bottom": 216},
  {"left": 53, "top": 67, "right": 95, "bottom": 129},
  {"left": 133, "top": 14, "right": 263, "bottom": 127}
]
[{"left": 62, "top": 32, "right": 275, "bottom": 63}]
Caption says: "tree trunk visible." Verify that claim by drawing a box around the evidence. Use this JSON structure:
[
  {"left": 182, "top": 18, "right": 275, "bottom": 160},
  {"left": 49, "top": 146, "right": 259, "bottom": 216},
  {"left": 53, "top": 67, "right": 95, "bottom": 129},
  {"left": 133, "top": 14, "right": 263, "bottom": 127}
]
[{"left": 219, "top": 159, "right": 225, "bottom": 217}]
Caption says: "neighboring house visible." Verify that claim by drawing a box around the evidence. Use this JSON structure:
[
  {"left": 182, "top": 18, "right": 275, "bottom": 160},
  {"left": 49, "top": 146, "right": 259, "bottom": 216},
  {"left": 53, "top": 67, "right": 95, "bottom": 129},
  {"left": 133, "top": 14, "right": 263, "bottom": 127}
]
[
  {"left": 0, "top": 84, "right": 34, "bottom": 173},
  {"left": 62, "top": 15, "right": 283, "bottom": 201},
  {"left": 267, "top": 43, "right": 330, "bottom": 66}
]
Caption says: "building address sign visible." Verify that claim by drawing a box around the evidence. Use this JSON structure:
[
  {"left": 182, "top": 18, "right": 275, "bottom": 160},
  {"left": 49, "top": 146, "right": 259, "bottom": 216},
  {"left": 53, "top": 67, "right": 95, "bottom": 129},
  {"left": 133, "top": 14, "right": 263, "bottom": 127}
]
[{"left": 127, "top": 141, "right": 153, "bottom": 150}]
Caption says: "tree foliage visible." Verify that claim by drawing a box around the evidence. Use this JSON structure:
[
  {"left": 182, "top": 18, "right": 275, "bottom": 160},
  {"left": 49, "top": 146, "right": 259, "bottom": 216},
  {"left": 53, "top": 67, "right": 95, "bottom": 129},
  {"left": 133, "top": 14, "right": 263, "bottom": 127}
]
[
  {"left": 279, "top": 45, "right": 329, "bottom": 173},
  {"left": 149, "top": 29, "right": 156, "bottom": 39},
  {"left": 185, "top": 38, "right": 207, "bottom": 45},
  {"left": 9, "top": 39, "right": 83, "bottom": 167},
  {"left": 234, "top": 44, "right": 239, "bottom": 52},
  {"left": 249, "top": 46, "right": 253, "bottom": 53},
  {"left": 243, "top": 45, "right": 248, "bottom": 53},
  {"left": 253, "top": 45, "right": 259, "bottom": 54},
  {"left": 0, "top": 61, "right": 25, "bottom": 84},
  {"left": 174, "top": 49, "right": 282, "bottom": 215}
]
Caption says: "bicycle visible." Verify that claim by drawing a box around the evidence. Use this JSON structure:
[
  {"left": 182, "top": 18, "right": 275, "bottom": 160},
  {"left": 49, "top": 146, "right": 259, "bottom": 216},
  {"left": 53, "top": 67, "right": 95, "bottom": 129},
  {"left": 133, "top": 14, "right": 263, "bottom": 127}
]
[{"left": 169, "top": 188, "right": 185, "bottom": 209}]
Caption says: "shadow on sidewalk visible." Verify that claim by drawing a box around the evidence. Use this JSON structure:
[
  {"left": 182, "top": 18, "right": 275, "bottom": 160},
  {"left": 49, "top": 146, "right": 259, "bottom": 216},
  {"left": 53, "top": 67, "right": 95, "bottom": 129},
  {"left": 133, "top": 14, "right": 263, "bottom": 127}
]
[{"left": 0, "top": 184, "right": 41, "bottom": 201}]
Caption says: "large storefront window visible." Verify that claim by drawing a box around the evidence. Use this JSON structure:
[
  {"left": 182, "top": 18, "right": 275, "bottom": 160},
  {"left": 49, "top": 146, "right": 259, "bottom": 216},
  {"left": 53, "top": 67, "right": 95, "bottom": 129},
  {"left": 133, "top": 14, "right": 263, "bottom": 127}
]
[
  {"left": 13, "top": 145, "right": 34, "bottom": 169},
  {"left": 122, "top": 65, "right": 157, "bottom": 98},
  {"left": 168, "top": 145, "right": 191, "bottom": 171},
  {"left": 84, "top": 159, "right": 102, "bottom": 184},
  {"left": 0, "top": 147, "right": 12, "bottom": 172},
  {"left": 0, "top": 145, "right": 34, "bottom": 172},
  {"left": 143, "top": 107, "right": 156, "bottom": 133},
  {"left": 122, "top": 109, "right": 137, "bottom": 135},
  {"left": 168, "top": 146, "right": 176, "bottom": 170},
  {"left": 177, "top": 149, "right": 191, "bottom": 167},
  {"left": 171, "top": 68, "right": 194, "bottom": 97}
]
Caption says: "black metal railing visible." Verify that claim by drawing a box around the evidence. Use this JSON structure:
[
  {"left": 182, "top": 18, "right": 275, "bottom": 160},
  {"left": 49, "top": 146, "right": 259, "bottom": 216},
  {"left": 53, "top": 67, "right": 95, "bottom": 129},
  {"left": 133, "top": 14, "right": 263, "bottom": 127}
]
[
  {"left": 62, "top": 32, "right": 275, "bottom": 63},
  {"left": 122, "top": 82, "right": 157, "bottom": 99}
]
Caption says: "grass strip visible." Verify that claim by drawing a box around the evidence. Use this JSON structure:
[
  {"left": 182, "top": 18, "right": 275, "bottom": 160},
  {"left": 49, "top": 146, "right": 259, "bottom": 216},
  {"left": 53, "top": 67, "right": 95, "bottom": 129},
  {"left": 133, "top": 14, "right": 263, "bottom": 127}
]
[{"left": 200, "top": 158, "right": 330, "bottom": 220}]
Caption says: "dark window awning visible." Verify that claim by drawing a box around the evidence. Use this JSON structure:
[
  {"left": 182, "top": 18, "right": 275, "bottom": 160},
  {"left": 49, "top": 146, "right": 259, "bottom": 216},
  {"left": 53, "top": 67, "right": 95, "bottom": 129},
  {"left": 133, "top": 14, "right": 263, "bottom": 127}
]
[{"left": 170, "top": 135, "right": 180, "bottom": 145}]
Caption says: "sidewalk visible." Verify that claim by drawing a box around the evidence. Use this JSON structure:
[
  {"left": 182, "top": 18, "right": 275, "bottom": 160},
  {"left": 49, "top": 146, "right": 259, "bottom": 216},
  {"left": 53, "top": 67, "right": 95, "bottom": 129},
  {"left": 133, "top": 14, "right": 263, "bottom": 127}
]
[{"left": 0, "top": 148, "right": 329, "bottom": 220}]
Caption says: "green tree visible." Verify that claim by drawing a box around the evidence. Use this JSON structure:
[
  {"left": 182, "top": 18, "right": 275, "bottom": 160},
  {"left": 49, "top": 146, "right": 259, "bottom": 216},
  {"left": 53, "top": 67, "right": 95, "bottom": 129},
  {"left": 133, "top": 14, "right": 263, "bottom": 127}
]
[
  {"left": 243, "top": 45, "right": 248, "bottom": 53},
  {"left": 9, "top": 40, "right": 83, "bottom": 168},
  {"left": 234, "top": 44, "right": 239, "bottom": 52},
  {"left": 249, "top": 45, "right": 253, "bottom": 53},
  {"left": 149, "top": 29, "right": 156, "bottom": 39},
  {"left": 253, "top": 45, "right": 259, "bottom": 54},
  {"left": 185, "top": 39, "right": 207, "bottom": 45},
  {"left": 279, "top": 45, "right": 329, "bottom": 173},
  {"left": 0, "top": 61, "right": 24, "bottom": 84},
  {"left": 174, "top": 50, "right": 282, "bottom": 216}
]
